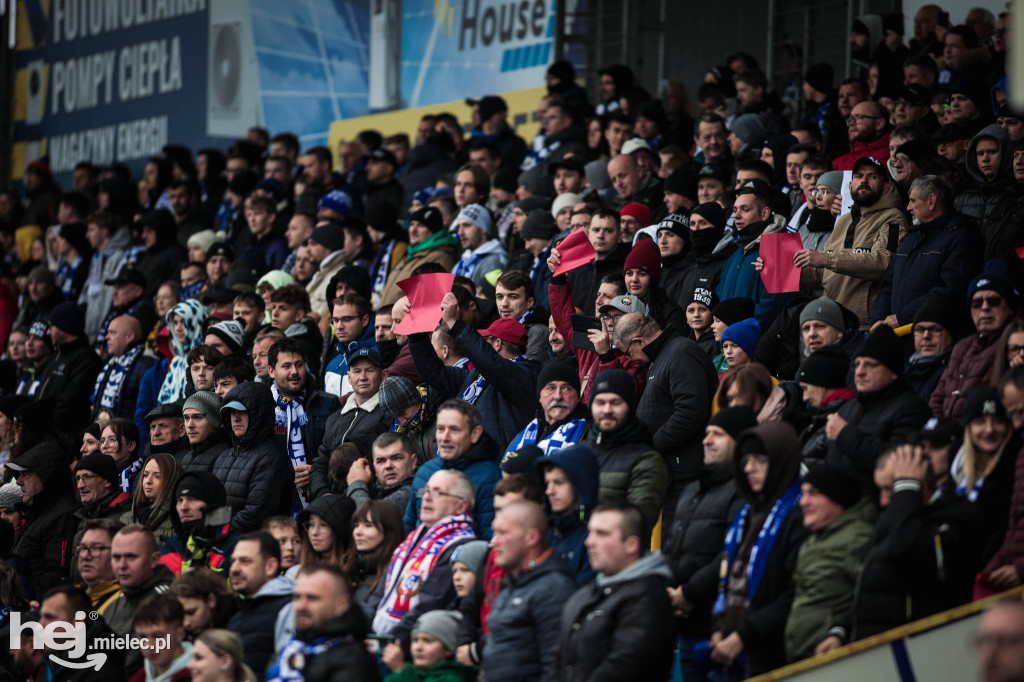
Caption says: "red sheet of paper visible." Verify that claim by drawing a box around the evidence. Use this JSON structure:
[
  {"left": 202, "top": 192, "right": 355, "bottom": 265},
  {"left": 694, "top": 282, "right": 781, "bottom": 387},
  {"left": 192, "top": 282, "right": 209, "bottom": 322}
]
[
  {"left": 393, "top": 273, "right": 456, "bottom": 335},
  {"left": 1016, "top": 246, "right": 1024, "bottom": 259},
  {"left": 554, "top": 228, "right": 597, "bottom": 277},
  {"left": 759, "top": 233, "right": 803, "bottom": 294}
]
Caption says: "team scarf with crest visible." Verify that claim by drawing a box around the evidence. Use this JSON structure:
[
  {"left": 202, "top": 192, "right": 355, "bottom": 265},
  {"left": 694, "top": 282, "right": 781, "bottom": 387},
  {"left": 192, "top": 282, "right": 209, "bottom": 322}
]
[
  {"left": 459, "top": 355, "right": 527, "bottom": 404},
  {"left": 92, "top": 344, "right": 145, "bottom": 421},
  {"left": 372, "top": 513, "right": 475, "bottom": 634}
]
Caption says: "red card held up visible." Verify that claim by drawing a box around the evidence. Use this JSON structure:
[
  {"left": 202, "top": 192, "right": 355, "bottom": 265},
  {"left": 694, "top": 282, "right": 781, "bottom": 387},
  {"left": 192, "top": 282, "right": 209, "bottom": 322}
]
[
  {"left": 393, "top": 273, "right": 456, "bottom": 335},
  {"left": 1016, "top": 246, "right": 1024, "bottom": 259},
  {"left": 759, "top": 233, "right": 803, "bottom": 294},
  {"left": 554, "top": 229, "right": 597, "bottom": 277}
]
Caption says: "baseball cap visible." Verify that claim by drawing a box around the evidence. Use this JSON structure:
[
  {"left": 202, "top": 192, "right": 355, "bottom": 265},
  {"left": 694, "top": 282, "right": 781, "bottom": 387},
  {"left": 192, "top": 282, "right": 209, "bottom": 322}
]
[
  {"left": 366, "top": 148, "right": 398, "bottom": 167},
  {"left": 105, "top": 268, "right": 147, "bottom": 289},
  {"left": 348, "top": 347, "right": 383, "bottom": 367},
  {"left": 548, "top": 157, "right": 585, "bottom": 176},
  {"left": 479, "top": 318, "right": 528, "bottom": 345},
  {"left": 598, "top": 294, "right": 649, "bottom": 316},
  {"left": 852, "top": 156, "right": 885, "bottom": 173},
  {"left": 621, "top": 138, "right": 651, "bottom": 155}
]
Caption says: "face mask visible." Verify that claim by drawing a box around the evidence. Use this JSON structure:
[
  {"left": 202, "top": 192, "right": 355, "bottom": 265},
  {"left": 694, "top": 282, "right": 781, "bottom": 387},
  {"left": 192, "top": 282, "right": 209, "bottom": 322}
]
[{"left": 689, "top": 227, "right": 724, "bottom": 254}]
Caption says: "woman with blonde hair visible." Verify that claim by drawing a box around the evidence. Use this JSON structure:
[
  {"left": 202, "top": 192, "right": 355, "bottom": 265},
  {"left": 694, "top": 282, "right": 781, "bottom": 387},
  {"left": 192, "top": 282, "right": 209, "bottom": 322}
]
[
  {"left": 122, "top": 453, "right": 182, "bottom": 542},
  {"left": 188, "top": 629, "right": 256, "bottom": 682}
]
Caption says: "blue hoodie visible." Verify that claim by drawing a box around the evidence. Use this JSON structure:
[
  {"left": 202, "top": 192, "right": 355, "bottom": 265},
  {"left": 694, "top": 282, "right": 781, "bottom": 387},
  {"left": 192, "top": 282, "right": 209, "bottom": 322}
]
[{"left": 535, "top": 444, "right": 599, "bottom": 586}]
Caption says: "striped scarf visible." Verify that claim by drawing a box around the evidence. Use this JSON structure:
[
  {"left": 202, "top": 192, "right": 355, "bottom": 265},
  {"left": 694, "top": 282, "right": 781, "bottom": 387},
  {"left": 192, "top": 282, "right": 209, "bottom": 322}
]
[
  {"left": 92, "top": 344, "right": 144, "bottom": 423},
  {"left": 459, "top": 355, "right": 527, "bottom": 404},
  {"left": 372, "top": 514, "right": 475, "bottom": 634}
]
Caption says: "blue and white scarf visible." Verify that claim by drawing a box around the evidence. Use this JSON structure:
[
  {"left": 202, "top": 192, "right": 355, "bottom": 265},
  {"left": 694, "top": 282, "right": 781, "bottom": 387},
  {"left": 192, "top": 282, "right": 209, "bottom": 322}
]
[
  {"left": 529, "top": 250, "right": 550, "bottom": 286},
  {"left": 272, "top": 384, "right": 309, "bottom": 468},
  {"left": 504, "top": 417, "right": 587, "bottom": 461},
  {"left": 369, "top": 238, "right": 397, "bottom": 307},
  {"left": 714, "top": 480, "right": 802, "bottom": 615},
  {"left": 55, "top": 255, "right": 83, "bottom": 299},
  {"left": 452, "top": 250, "right": 486, "bottom": 281},
  {"left": 266, "top": 635, "right": 352, "bottom": 682},
  {"left": 459, "top": 355, "right": 527, "bottom": 405},
  {"left": 119, "top": 458, "right": 143, "bottom": 494},
  {"left": 178, "top": 279, "right": 205, "bottom": 301},
  {"left": 91, "top": 344, "right": 144, "bottom": 422}
]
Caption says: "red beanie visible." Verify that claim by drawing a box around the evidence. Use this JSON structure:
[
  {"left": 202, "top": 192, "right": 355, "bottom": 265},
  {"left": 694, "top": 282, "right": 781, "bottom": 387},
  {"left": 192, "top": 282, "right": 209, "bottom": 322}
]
[
  {"left": 623, "top": 238, "right": 661, "bottom": 283},
  {"left": 620, "top": 202, "right": 651, "bottom": 226}
]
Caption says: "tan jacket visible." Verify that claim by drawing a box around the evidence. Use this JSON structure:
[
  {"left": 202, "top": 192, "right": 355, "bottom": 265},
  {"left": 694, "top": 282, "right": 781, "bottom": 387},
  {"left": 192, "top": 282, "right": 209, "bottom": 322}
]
[{"left": 802, "top": 183, "right": 907, "bottom": 328}]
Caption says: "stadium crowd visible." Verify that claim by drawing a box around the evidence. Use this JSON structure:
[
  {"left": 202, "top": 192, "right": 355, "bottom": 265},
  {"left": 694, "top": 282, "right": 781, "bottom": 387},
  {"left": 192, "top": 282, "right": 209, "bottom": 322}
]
[{"left": 4, "top": 3, "right": 1024, "bottom": 681}]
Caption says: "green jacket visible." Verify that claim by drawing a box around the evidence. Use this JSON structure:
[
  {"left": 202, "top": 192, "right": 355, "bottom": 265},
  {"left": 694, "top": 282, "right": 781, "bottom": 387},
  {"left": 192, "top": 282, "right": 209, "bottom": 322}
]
[
  {"left": 385, "top": 661, "right": 478, "bottom": 682},
  {"left": 784, "top": 496, "right": 876, "bottom": 661}
]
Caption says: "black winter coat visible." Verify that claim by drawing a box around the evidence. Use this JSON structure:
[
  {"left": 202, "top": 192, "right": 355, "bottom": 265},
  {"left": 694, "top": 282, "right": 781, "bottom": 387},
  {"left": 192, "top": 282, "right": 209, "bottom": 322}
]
[
  {"left": 289, "top": 608, "right": 381, "bottom": 682},
  {"left": 839, "top": 485, "right": 985, "bottom": 641},
  {"left": 179, "top": 431, "right": 231, "bottom": 473},
  {"left": 273, "top": 384, "right": 340, "bottom": 466},
  {"left": 635, "top": 330, "right": 717, "bottom": 480},
  {"left": 566, "top": 243, "right": 631, "bottom": 314},
  {"left": 211, "top": 382, "right": 294, "bottom": 533},
  {"left": 871, "top": 212, "right": 980, "bottom": 325},
  {"left": 309, "top": 394, "right": 390, "bottom": 499},
  {"left": 828, "top": 380, "right": 933, "bottom": 486},
  {"left": 90, "top": 349, "right": 156, "bottom": 424},
  {"left": 226, "top": 576, "right": 293, "bottom": 678},
  {"left": 555, "top": 553, "right": 676, "bottom": 682},
  {"left": 677, "top": 244, "right": 735, "bottom": 312},
  {"left": 663, "top": 464, "right": 743, "bottom": 638},
  {"left": 660, "top": 252, "right": 696, "bottom": 310},
  {"left": 37, "top": 336, "right": 103, "bottom": 434},
  {"left": 904, "top": 349, "right": 952, "bottom": 403}
]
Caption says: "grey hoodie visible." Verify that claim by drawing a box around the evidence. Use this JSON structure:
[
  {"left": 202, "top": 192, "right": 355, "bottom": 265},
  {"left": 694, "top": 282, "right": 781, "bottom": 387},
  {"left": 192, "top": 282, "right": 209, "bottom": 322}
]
[
  {"left": 81, "top": 226, "right": 134, "bottom": 340},
  {"left": 141, "top": 642, "right": 193, "bottom": 682},
  {"left": 964, "top": 124, "right": 1014, "bottom": 184},
  {"left": 595, "top": 550, "right": 675, "bottom": 586}
]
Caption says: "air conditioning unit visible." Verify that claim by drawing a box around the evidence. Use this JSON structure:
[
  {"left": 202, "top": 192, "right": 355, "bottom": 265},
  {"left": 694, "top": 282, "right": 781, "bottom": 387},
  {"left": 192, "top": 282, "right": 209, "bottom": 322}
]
[
  {"left": 207, "top": 0, "right": 259, "bottom": 138},
  {"left": 25, "top": 60, "right": 45, "bottom": 126},
  {"left": 369, "top": 0, "right": 401, "bottom": 111}
]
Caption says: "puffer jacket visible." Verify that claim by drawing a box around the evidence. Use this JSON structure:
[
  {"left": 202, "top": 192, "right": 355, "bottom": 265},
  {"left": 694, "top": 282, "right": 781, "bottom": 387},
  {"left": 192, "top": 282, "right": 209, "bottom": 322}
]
[
  {"left": 871, "top": 211, "right": 980, "bottom": 325},
  {"left": 179, "top": 431, "right": 231, "bottom": 474},
  {"left": 380, "top": 231, "right": 461, "bottom": 306},
  {"left": 580, "top": 418, "right": 668, "bottom": 535},
  {"left": 404, "top": 432, "right": 502, "bottom": 540},
  {"left": 802, "top": 182, "right": 907, "bottom": 328},
  {"left": 409, "top": 320, "right": 540, "bottom": 449},
  {"left": 954, "top": 124, "right": 1024, "bottom": 262},
  {"left": 930, "top": 322, "right": 1007, "bottom": 418},
  {"left": 784, "top": 497, "right": 876, "bottom": 662},
  {"left": 211, "top": 382, "right": 294, "bottom": 533},
  {"left": 662, "top": 463, "right": 743, "bottom": 639},
  {"left": 535, "top": 445, "right": 599, "bottom": 586},
  {"left": 635, "top": 329, "right": 717, "bottom": 481},
  {"left": 829, "top": 380, "right": 932, "bottom": 485},
  {"left": 556, "top": 552, "right": 676, "bottom": 682},
  {"left": 716, "top": 215, "right": 793, "bottom": 329},
  {"left": 308, "top": 391, "right": 390, "bottom": 499},
  {"left": 482, "top": 553, "right": 574, "bottom": 682}
]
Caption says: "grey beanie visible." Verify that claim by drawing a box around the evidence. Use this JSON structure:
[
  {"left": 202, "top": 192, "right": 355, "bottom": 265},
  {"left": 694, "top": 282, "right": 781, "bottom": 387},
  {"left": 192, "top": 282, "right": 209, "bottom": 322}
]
[
  {"left": 816, "top": 171, "right": 844, "bottom": 193},
  {"left": 412, "top": 610, "right": 463, "bottom": 652},
  {"left": 208, "top": 320, "right": 245, "bottom": 355},
  {"left": 182, "top": 390, "right": 224, "bottom": 429},
  {"left": 799, "top": 296, "right": 845, "bottom": 332},
  {"left": 0, "top": 481, "right": 22, "bottom": 509},
  {"left": 585, "top": 159, "right": 611, "bottom": 190},
  {"left": 730, "top": 114, "right": 767, "bottom": 146},
  {"left": 377, "top": 376, "right": 421, "bottom": 421},
  {"left": 449, "top": 540, "right": 490, "bottom": 583}
]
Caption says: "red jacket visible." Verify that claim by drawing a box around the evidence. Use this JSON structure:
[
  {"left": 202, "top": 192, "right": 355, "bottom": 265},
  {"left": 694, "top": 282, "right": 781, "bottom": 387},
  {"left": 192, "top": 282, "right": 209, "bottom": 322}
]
[
  {"left": 548, "top": 277, "right": 648, "bottom": 403},
  {"left": 831, "top": 130, "right": 892, "bottom": 171}
]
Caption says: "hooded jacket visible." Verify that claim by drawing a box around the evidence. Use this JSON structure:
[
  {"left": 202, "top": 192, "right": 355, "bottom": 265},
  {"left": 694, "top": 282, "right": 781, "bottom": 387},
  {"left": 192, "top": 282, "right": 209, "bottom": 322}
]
[
  {"left": 37, "top": 335, "right": 104, "bottom": 434},
  {"left": 133, "top": 213, "right": 185, "bottom": 298},
  {"left": 556, "top": 552, "right": 676, "bottom": 682},
  {"left": 404, "top": 432, "right": 502, "bottom": 540},
  {"left": 784, "top": 496, "right": 876, "bottom": 662},
  {"left": 381, "top": 230, "right": 461, "bottom": 306},
  {"left": 535, "top": 445, "right": 599, "bottom": 586},
  {"left": 954, "top": 124, "right": 1024, "bottom": 261},
  {"left": 636, "top": 328, "right": 717, "bottom": 480},
  {"left": 211, "top": 382, "right": 295, "bottom": 532},
  {"left": 663, "top": 462, "right": 743, "bottom": 639},
  {"left": 801, "top": 182, "right": 907, "bottom": 328},
  {"left": 483, "top": 552, "right": 575, "bottom": 682},
  {"left": 717, "top": 216, "right": 793, "bottom": 329},
  {"left": 227, "top": 574, "right": 294, "bottom": 677},
  {"left": 715, "top": 423, "right": 808, "bottom": 675},
  {"left": 157, "top": 299, "right": 207, "bottom": 404},
  {"left": 81, "top": 226, "right": 133, "bottom": 340},
  {"left": 871, "top": 210, "right": 980, "bottom": 325},
  {"left": 9, "top": 443, "right": 79, "bottom": 598},
  {"left": 308, "top": 391, "right": 390, "bottom": 499}
]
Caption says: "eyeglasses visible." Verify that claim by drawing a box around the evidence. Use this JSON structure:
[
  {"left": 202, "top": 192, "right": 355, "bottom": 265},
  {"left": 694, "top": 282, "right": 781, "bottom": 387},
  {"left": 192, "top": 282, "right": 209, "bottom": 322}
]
[
  {"left": 847, "top": 114, "right": 883, "bottom": 125},
  {"left": 74, "top": 473, "right": 99, "bottom": 484},
  {"left": 332, "top": 316, "right": 359, "bottom": 325},
  {"left": 77, "top": 544, "right": 110, "bottom": 557},
  {"left": 1008, "top": 345, "right": 1024, "bottom": 356},
  {"left": 808, "top": 188, "right": 832, "bottom": 198},
  {"left": 422, "top": 486, "right": 464, "bottom": 502},
  {"left": 971, "top": 295, "right": 1004, "bottom": 309},
  {"left": 913, "top": 324, "right": 945, "bottom": 336}
]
